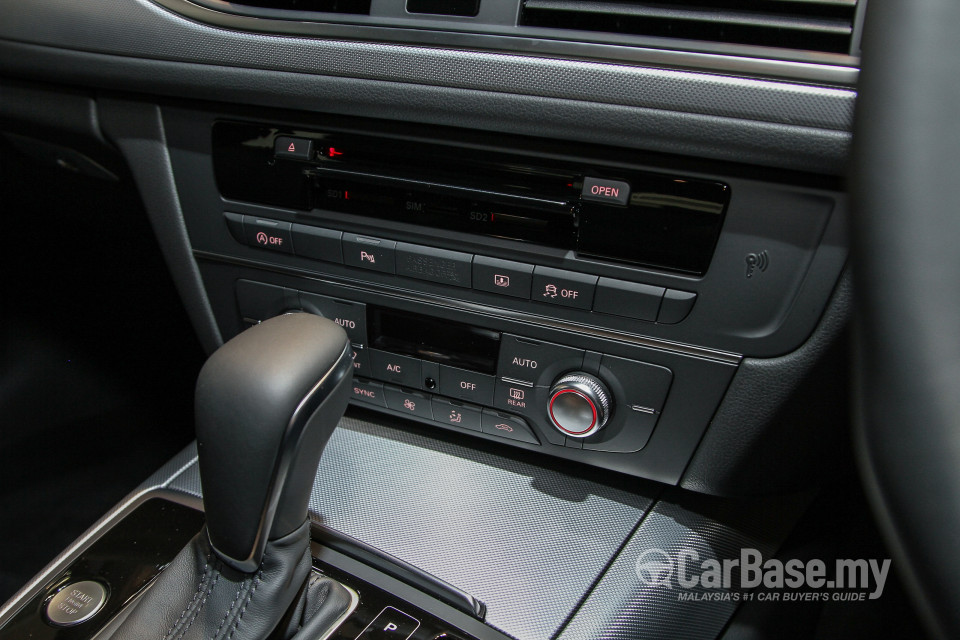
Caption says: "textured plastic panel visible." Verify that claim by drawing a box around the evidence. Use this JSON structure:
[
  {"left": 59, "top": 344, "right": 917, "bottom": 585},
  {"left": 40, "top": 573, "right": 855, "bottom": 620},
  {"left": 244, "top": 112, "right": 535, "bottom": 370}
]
[
  {"left": 0, "top": 0, "right": 854, "bottom": 173},
  {"left": 0, "top": 0, "right": 854, "bottom": 127},
  {"left": 165, "top": 417, "right": 655, "bottom": 640},
  {"left": 558, "top": 491, "right": 808, "bottom": 640}
]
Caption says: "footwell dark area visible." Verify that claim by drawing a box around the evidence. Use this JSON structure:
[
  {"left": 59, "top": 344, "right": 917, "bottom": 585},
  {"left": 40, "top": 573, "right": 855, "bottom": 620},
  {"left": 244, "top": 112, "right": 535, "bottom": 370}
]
[{"left": 0, "top": 140, "right": 205, "bottom": 603}]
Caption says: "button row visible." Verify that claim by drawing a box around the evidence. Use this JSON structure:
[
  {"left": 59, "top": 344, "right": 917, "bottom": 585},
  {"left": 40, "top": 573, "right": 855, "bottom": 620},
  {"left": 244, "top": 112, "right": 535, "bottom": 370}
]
[
  {"left": 351, "top": 378, "right": 539, "bottom": 445},
  {"left": 366, "top": 349, "right": 497, "bottom": 406},
  {"left": 225, "top": 213, "right": 696, "bottom": 324},
  {"left": 235, "top": 280, "right": 368, "bottom": 343}
]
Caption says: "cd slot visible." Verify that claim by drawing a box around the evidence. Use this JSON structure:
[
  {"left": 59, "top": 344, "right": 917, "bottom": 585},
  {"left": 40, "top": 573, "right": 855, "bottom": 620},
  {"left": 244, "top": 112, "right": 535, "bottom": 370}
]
[
  {"left": 212, "top": 120, "right": 730, "bottom": 275},
  {"left": 305, "top": 166, "right": 574, "bottom": 212},
  {"left": 309, "top": 174, "right": 578, "bottom": 248}
]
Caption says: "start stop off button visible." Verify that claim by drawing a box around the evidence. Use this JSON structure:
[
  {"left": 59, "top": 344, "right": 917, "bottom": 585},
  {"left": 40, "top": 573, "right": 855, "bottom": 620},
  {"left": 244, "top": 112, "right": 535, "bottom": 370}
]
[{"left": 44, "top": 580, "right": 108, "bottom": 627}]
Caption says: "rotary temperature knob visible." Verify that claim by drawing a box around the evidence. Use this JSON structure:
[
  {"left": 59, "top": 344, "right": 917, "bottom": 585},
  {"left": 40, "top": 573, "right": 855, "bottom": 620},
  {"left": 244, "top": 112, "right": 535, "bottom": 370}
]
[{"left": 547, "top": 373, "right": 612, "bottom": 438}]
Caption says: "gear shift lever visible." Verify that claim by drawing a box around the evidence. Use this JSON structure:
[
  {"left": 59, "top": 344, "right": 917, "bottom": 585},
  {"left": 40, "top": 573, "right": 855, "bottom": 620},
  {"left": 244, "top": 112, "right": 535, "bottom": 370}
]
[
  {"left": 110, "top": 313, "right": 355, "bottom": 640},
  {"left": 196, "top": 312, "right": 353, "bottom": 572}
]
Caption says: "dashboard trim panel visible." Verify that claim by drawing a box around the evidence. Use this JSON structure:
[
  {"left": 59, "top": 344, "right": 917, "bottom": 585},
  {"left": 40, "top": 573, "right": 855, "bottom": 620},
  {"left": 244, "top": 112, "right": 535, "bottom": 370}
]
[{"left": 194, "top": 249, "right": 743, "bottom": 365}]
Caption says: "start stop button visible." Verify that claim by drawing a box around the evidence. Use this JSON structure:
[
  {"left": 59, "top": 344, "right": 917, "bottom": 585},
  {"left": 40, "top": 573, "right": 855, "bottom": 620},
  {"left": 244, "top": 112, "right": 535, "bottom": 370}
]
[{"left": 44, "top": 580, "right": 108, "bottom": 627}]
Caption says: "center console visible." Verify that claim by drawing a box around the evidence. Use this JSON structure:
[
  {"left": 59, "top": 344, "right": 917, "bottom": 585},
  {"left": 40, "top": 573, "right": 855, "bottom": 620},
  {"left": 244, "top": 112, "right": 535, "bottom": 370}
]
[
  {"left": 164, "top": 105, "right": 847, "bottom": 484},
  {"left": 0, "top": 98, "right": 849, "bottom": 640}
]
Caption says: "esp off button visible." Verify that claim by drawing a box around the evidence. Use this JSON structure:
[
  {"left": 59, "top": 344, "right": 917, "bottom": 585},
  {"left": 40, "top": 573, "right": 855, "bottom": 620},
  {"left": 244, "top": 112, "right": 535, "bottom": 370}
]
[
  {"left": 532, "top": 266, "right": 597, "bottom": 310},
  {"left": 582, "top": 176, "right": 630, "bottom": 206}
]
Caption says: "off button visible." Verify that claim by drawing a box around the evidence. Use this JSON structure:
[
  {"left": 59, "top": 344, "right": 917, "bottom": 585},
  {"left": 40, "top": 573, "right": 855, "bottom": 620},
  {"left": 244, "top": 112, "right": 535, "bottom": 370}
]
[
  {"left": 532, "top": 266, "right": 597, "bottom": 310},
  {"left": 243, "top": 216, "right": 293, "bottom": 254},
  {"left": 45, "top": 580, "right": 108, "bottom": 627}
]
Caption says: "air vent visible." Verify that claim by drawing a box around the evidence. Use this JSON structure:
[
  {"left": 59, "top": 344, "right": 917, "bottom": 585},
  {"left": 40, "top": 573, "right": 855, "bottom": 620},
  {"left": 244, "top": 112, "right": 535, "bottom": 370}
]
[
  {"left": 519, "top": 0, "right": 858, "bottom": 54},
  {"left": 224, "top": 0, "right": 370, "bottom": 15}
]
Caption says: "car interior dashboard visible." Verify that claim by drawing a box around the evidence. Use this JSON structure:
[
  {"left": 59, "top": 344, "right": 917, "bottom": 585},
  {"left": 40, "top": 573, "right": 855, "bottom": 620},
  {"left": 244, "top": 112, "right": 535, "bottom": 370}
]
[{"left": 1, "top": 0, "right": 949, "bottom": 639}]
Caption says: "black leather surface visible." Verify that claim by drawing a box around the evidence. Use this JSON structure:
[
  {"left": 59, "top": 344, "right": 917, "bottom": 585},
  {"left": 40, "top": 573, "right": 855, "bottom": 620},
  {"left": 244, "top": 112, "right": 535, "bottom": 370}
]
[
  {"left": 195, "top": 313, "right": 350, "bottom": 569},
  {"left": 276, "top": 571, "right": 353, "bottom": 640},
  {"left": 108, "top": 521, "right": 349, "bottom": 640},
  {"left": 851, "top": 1, "right": 960, "bottom": 638}
]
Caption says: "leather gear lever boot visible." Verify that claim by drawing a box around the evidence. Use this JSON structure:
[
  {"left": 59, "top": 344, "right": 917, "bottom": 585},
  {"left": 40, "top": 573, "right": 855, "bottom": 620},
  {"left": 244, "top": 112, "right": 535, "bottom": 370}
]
[
  {"left": 109, "top": 523, "right": 352, "bottom": 640},
  {"left": 107, "top": 314, "right": 355, "bottom": 640}
]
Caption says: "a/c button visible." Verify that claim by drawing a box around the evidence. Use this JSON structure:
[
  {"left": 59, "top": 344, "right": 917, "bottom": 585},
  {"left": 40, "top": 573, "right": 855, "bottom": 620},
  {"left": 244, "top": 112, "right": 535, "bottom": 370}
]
[{"left": 369, "top": 349, "right": 421, "bottom": 388}]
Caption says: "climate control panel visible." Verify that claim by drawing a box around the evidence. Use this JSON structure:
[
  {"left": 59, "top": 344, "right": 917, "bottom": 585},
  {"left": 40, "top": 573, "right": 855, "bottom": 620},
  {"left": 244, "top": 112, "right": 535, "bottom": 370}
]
[{"left": 235, "top": 278, "right": 673, "bottom": 455}]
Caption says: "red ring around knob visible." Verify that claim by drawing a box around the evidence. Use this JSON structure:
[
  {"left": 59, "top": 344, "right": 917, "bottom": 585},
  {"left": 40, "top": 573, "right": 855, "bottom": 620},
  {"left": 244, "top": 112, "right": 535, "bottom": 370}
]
[{"left": 548, "top": 388, "right": 598, "bottom": 436}]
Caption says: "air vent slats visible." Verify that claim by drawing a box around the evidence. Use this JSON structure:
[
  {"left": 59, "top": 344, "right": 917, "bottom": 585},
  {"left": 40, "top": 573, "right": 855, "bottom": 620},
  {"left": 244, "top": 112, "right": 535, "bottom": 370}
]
[
  {"left": 519, "top": 0, "right": 858, "bottom": 55},
  {"left": 224, "top": 0, "right": 371, "bottom": 15}
]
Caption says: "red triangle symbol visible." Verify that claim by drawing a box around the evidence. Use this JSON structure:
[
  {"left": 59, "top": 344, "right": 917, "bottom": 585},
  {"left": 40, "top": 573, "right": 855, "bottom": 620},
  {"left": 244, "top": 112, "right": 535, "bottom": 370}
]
[{"left": 288, "top": 142, "right": 296, "bottom": 152}]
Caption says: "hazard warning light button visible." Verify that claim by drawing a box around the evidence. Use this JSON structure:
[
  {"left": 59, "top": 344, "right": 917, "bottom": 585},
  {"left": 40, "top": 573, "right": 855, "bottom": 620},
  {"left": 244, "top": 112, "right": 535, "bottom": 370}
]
[{"left": 274, "top": 136, "right": 314, "bottom": 161}]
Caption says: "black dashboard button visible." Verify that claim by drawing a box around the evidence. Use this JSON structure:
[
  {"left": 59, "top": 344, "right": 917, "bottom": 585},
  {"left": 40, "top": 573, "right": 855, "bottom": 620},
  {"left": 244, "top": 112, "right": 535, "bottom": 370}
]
[
  {"left": 497, "top": 334, "right": 584, "bottom": 386},
  {"left": 343, "top": 234, "right": 397, "bottom": 273},
  {"left": 351, "top": 378, "right": 387, "bottom": 408},
  {"left": 481, "top": 409, "right": 539, "bottom": 445},
  {"left": 274, "top": 136, "right": 314, "bottom": 161},
  {"left": 223, "top": 212, "right": 245, "bottom": 244},
  {"left": 235, "top": 280, "right": 298, "bottom": 322},
  {"left": 290, "top": 225, "right": 342, "bottom": 263},
  {"left": 582, "top": 176, "right": 630, "bottom": 206},
  {"left": 472, "top": 255, "right": 534, "bottom": 299},
  {"left": 384, "top": 386, "right": 434, "bottom": 420},
  {"left": 243, "top": 216, "right": 293, "bottom": 254},
  {"left": 369, "top": 349, "right": 422, "bottom": 387},
  {"left": 600, "top": 355, "right": 672, "bottom": 413},
  {"left": 350, "top": 343, "right": 370, "bottom": 377},
  {"left": 583, "top": 406, "right": 659, "bottom": 453},
  {"left": 531, "top": 266, "right": 597, "bottom": 310},
  {"left": 396, "top": 243, "right": 472, "bottom": 288},
  {"left": 492, "top": 378, "right": 534, "bottom": 415},
  {"left": 593, "top": 278, "right": 665, "bottom": 322},
  {"left": 431, "top": 397, "right": 482, "bottom": 432},
  {"left": 658, "top": 289, "right": 697, "bottom": 324},
  {"left": 299, "top": 292, "right": 367, "bottom": 343},
  {"left": 438, "top": 365, "right": 495, "bottom": 405}
]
